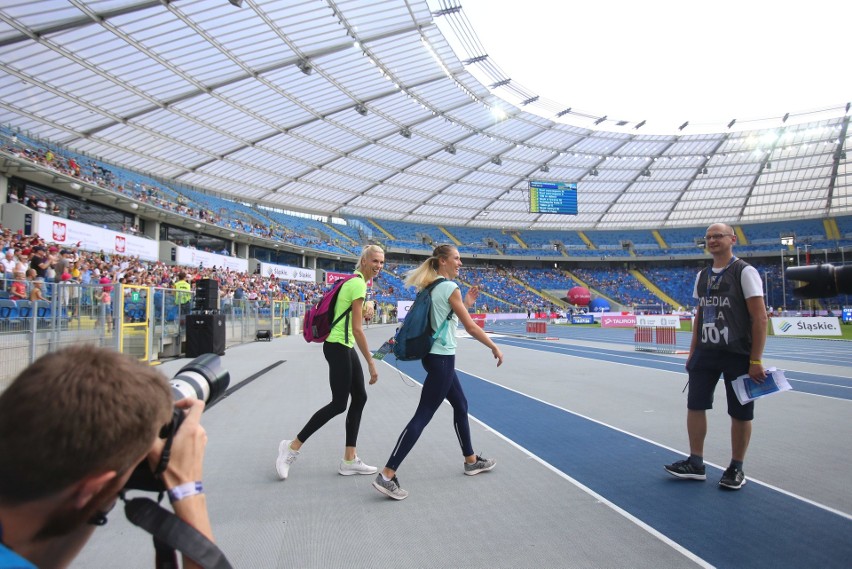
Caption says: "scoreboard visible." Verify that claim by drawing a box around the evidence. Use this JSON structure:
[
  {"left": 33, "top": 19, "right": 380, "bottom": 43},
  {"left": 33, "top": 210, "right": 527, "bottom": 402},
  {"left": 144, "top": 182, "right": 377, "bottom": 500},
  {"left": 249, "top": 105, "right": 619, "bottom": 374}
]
[{"left": 529, "top": 180, "right": 578, "bottom": 215}]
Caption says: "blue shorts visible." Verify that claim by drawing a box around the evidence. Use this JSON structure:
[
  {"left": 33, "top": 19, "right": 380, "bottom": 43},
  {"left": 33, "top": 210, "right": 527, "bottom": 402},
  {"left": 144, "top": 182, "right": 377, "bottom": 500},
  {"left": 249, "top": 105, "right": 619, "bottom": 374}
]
[{"left": 685, "top": 349, "right": 754, "bottom": 421}]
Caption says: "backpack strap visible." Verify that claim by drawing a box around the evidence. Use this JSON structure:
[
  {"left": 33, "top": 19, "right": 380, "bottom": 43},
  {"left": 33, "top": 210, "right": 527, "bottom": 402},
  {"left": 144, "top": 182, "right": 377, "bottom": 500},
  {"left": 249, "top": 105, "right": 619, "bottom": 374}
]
[{"left": 425, "top": 278, "right": 453, "bottom": 344}]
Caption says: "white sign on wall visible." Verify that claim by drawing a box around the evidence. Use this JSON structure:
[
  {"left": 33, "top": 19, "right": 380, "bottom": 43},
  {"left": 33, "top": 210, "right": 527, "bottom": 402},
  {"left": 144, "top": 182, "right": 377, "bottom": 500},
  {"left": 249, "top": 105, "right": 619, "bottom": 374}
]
[
  {"left": 35, "top": 213, "right": 159, "bottom": 261},
  {"left": 635, "top": 315, "right": 681, "bottom": 329},
  {"left": 259, "top": 262, "right": 316, "bottom": 282},
  {"left": 174, "top": 246, "right": 248, "bottom": 273},
  {"left": 770, "top": 317, "right": 842, "bottom": 336}
]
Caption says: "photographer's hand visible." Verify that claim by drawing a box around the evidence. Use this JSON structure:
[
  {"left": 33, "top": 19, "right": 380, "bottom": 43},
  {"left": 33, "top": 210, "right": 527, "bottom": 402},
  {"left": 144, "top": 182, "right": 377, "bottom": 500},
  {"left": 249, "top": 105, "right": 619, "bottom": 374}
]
[{"left": 148, "top": 398, "right": 214, "bottom": 564}]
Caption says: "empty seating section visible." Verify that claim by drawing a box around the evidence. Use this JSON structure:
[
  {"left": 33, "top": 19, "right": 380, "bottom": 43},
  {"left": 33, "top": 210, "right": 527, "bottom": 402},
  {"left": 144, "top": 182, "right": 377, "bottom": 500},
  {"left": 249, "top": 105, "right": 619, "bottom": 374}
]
[
  {"left": 571, "top": 267, "right": 657, "bottom": 307},
  {"left": 459, "top": 268, "right": 532, "bottom": 311},
  {"left": 514, "top": 230, "right": 570, "bottom": 257},
  {"left": 514, "top": 268, "right": 582, "bottom": 295},
  {"left": 640, "top": 267, "right": 695, "bottom": 309},
  {"left": 371, "top": 219, "right": 439, "bottom": 251},
  {"left": 444, "top": 226, "right": 498, "bottom": 254},
  {"left": 655, "top": 227, "right": 703, "bottom": 256},
  {"left": 261, "top": 211, "right": 354, "bottom": 256},
  {"left": 587, "top": 230, "right": 656, "bottom": 252},
  {"left": 371, "top": 265, "right": 416, "bottom": 304}
]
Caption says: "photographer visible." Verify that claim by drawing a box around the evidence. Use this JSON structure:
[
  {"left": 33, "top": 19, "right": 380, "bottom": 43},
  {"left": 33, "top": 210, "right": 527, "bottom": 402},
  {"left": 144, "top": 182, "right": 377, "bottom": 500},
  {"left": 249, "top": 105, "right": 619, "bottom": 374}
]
[{"left": 0, "top": 346, "right": 214, "bottom": 569}]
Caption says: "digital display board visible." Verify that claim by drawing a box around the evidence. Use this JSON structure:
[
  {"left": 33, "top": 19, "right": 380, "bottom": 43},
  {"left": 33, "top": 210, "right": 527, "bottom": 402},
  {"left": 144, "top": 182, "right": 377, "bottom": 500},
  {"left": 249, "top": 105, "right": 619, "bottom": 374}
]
[{"left": 529, "top": 180, "right": 578, "bottom": 215}]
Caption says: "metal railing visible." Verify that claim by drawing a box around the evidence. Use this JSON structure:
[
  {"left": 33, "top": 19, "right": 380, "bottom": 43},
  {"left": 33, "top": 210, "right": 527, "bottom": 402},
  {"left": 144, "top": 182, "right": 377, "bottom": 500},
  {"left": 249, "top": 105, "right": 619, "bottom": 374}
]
[{"left": 0, "top": 279, "right": 305, "bottom": 391}]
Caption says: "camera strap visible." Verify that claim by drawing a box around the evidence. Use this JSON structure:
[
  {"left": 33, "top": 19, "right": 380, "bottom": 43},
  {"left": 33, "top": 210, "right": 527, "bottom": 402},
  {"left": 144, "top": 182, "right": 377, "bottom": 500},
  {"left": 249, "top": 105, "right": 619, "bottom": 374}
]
[{"left": 124, "top": 497, "right": 233, "bottom": 569}]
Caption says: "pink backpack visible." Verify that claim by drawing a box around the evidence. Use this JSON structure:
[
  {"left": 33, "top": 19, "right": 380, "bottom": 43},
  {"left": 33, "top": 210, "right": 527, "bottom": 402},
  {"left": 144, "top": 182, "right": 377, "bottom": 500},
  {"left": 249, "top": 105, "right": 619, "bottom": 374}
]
[{"left": 303, "top": 275, "right": 359, "bottom": 343}]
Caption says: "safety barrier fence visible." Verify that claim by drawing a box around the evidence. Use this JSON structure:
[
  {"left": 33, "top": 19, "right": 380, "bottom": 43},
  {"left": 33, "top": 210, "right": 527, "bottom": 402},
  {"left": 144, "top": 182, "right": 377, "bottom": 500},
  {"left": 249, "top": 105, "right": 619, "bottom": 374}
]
[
  {"left": 0, "top": 279, "right": 305, "bottom": 390},
  {"left": 633, "top": 325, "right": 678, "bottom": 354}
]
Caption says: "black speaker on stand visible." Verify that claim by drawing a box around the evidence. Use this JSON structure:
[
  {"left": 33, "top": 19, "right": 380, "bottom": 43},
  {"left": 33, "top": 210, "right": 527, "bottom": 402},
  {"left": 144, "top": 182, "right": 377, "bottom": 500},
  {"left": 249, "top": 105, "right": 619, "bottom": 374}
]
[
  {"left": 194, "top": 279, "right": 219, "bottom": 312},
  {"left": 186, "top": 314, "right": 226, "bottom": 357}
]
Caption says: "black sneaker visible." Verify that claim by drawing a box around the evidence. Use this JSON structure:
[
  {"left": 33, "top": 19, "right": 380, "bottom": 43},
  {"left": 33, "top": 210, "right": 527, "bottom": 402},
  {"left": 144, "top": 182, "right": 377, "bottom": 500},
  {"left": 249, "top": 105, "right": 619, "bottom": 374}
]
[
  {"left": 719, "top": 467, "right": 746, "bottom": 490},
  {"left": 664, "top": 458, "right": 706, "bottom": 480}
]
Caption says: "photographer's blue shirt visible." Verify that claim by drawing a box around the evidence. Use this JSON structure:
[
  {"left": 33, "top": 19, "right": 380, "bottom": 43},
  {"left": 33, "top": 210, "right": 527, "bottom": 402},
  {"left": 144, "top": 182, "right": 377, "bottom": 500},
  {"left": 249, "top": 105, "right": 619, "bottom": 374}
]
[{"left": 0, "top": 543, "right": 36, "bottom": 569}]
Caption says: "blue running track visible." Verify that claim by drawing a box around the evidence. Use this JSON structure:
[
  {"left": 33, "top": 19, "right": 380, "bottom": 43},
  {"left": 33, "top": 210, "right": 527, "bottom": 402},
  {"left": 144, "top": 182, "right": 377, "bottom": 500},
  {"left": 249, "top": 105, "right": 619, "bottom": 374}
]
[{"left": 389, "top": 352, "right": 852, "bottom": 569}]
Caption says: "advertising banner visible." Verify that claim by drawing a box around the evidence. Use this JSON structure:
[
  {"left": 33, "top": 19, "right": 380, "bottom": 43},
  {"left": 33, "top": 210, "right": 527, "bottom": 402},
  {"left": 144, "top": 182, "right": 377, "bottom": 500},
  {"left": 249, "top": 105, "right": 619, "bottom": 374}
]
[
  {"left": 601, "top": 314, "right": 636, "bottom": 328},
  {"left": 571, "top": 314, "right": 595, "bottom": 324},
  {"left": 325, "top": 271, "right": 373, "bottom": 287},
  {"left": 35, "top": 213, "right": 158, "bottom": 261},
  {"left": 260, "top": 262, "right": 315, "bottom": 282},
  {"left": 635, "top": 315, "right": 681, "bottom": 329},
  {"left": 174, "top": 246, "right": 247, "bottom": 273},
  {"left": 771, "top": 317, "right": 842, "bottom": 336}
]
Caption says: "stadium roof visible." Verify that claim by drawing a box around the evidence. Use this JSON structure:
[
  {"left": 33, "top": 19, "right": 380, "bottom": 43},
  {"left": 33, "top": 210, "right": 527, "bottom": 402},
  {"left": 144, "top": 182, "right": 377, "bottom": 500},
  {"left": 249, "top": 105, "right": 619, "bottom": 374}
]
[{"left": 0, "top": 0, "right": 849, "bottom": 231}]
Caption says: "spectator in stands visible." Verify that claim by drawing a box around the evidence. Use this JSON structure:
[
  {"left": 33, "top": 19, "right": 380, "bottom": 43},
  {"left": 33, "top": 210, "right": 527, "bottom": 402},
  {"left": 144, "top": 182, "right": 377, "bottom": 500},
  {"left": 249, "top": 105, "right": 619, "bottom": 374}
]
[
  {"left": 174, "top": 272, "right": 192, "bottom": 317},
  {"left": 372, "top": 245, "right": 504, "bottom": 501},
  {"left": 1, "top": 249, "right": 16, "bottom": 290},
  {"left": 29, "top": 246, "right": 50, "bottom": 279},
  {"left": 275, "top": 245, "right": 385, "bottom": 481},
  {"left": 9, "top": 270, "right": 27, "bottom": 301},
  {"left": 664, "top": 223, "right": 767, "bottom": 491},
  {"left": 29, "top": 278, "right": 46, "bottom": 302},
  {"left": 0, "top": 345, "right": 214, "bottom": 569}
]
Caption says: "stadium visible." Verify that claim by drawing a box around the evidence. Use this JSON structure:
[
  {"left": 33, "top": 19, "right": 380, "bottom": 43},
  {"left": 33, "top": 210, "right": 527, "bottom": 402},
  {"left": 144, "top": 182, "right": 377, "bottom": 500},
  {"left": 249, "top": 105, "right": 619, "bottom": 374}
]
[{"left": 0, "top": 1, "right": 850, "bottom": 568}]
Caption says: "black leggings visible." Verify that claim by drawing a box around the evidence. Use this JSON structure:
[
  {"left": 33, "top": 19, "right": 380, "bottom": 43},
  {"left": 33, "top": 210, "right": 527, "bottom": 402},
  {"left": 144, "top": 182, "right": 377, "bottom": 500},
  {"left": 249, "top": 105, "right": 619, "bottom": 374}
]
[
  {"left": 297, "top": 341, "right": 367, "bottom": 447},
  {"left": 385, "top": 353, "right": 474, "bottom": 471}
]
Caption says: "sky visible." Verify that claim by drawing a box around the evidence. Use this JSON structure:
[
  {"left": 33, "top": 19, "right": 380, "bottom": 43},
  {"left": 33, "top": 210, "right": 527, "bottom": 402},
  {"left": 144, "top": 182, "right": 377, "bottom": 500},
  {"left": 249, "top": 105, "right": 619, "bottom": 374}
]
[{"left": 435, "top": 0, "right": 851, "bottom": 133}]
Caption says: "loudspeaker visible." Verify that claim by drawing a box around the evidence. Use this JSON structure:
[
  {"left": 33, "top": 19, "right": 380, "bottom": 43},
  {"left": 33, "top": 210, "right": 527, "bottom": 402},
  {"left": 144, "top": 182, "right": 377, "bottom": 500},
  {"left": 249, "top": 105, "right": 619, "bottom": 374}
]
[
  {"left": 186, "top": 313, "right": 226, "bottom": 357},
  {"left": 194, "top": 279, "right": 218, "bottom": 312}
]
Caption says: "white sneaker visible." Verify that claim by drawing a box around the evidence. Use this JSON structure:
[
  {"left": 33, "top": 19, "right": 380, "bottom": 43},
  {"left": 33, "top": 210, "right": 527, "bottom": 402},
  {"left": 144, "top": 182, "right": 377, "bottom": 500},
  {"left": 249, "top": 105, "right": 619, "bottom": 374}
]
[
  {"left": 338, "top": 456, "right": 378, "bottom": 476},
  {"left": 275, "top": 440, "right": 300, "bottom": 480}
]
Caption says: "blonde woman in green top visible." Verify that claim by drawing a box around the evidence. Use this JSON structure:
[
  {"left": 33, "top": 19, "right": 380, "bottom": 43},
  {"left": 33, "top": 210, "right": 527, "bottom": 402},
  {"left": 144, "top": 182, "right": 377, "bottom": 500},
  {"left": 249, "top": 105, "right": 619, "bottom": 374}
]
[{"left": 276, "top": 245, "right": 385, "bottom": 480}]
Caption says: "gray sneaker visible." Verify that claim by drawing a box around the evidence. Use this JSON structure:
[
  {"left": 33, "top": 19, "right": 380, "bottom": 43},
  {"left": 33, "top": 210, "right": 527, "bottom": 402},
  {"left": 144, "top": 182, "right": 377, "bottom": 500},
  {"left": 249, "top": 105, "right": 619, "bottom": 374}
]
[
  {"left": 275, "top": 439, "right": 300, "bottom": 480},
  {"left": 464, "top": 455, "right": 496, "bottom": 476},
  {"left": 372, "top": 473, "right": 409, "bottom": 500}
]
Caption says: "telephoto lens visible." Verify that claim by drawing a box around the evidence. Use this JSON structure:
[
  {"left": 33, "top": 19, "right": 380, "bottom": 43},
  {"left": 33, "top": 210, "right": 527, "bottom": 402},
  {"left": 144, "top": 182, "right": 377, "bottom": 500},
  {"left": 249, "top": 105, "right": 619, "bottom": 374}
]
[
  {"left": 170, "top": 353, "right": 230, "bottom": 405},
  {"left": 787, "top": 264, "right": 852, "bottom": 299},
  {"left": 123, "top": 354, "right": 229, "bottom": 492}
]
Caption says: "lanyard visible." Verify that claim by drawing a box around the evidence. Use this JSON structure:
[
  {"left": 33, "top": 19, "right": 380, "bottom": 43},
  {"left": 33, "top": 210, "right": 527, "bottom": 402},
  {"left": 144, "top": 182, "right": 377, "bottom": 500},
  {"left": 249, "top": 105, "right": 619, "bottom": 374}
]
[{"left": 706, "top": 256, "right": 737, "bottom": 298}]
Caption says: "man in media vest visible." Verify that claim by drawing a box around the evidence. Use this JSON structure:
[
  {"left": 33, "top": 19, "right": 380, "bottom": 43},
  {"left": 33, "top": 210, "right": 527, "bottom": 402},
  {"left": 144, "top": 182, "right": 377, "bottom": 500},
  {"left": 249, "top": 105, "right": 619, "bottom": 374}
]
[{"left": 664, "top": 222, "right": 768, "bottom": 490}]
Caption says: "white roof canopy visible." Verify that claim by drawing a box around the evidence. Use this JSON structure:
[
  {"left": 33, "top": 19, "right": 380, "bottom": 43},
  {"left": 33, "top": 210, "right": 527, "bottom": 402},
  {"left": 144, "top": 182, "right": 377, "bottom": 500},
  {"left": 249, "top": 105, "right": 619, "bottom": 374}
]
[{"left": 0, "top": 0, "right": 849, "bottom": 230}]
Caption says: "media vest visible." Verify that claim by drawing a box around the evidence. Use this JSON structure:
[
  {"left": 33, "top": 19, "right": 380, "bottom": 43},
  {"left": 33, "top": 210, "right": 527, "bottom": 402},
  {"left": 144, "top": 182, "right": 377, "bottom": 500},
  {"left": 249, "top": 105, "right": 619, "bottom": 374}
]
[{"left": 696, "top": 258, "right": 752, "bottom": 355}]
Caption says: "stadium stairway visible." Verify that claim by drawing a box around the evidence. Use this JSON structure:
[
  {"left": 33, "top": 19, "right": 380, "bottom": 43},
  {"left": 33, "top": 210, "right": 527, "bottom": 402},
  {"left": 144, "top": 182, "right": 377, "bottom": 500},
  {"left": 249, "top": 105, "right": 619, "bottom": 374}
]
[
  {"left": 824, "top": 218, "right": 841, "bottom": 240},
  {"left": 509, "top": 231, "right": 528, "bottom": 249},
  {"left": 324, "top": 223, "right": 358, "bottom": 246},
  {"left": 577, "top": 231, "right": 597, "bottom": 249},
  {"left": 367, "top": 219, "right": 395, "bottom": 239},
  {"left": 630, "top": 269, "right": 680, "bottom": 308},
  {"left": 438, "top": 226, "right": 461, "bottom": 246}
]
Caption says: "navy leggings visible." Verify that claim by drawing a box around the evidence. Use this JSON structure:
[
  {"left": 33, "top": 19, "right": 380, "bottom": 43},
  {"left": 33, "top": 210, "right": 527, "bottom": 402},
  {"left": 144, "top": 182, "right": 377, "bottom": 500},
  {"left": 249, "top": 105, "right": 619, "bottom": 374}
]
[
  {"left": 297, "top": 341, "right": 367, "bottom": 447},
  {"left": 385, "top": 353, "right": 474, "bottom": 471}
]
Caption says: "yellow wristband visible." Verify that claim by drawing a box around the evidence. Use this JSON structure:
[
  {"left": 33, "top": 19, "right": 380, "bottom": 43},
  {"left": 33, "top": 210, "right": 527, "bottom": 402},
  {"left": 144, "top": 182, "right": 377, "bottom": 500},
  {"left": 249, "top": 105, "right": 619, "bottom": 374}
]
[{"left": 749, "top": 360, "right": 762, "bottom": 365}]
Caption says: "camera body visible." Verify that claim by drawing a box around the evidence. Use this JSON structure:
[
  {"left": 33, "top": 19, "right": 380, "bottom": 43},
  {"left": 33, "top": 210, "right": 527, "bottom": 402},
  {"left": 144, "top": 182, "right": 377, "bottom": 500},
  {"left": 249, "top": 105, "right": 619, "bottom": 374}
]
[
  {"left": 786, "top": 264, "right": 852, "bottom": 299},
  {"left": 124, "top": 354, "right": 229, "bottom": 492}
]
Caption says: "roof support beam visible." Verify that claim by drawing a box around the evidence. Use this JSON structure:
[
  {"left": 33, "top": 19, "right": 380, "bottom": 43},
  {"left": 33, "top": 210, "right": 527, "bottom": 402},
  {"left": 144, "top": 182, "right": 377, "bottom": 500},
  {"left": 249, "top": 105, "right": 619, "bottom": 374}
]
[{"left": 825, "top": 116, "right": 849, "bottom": 213}]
